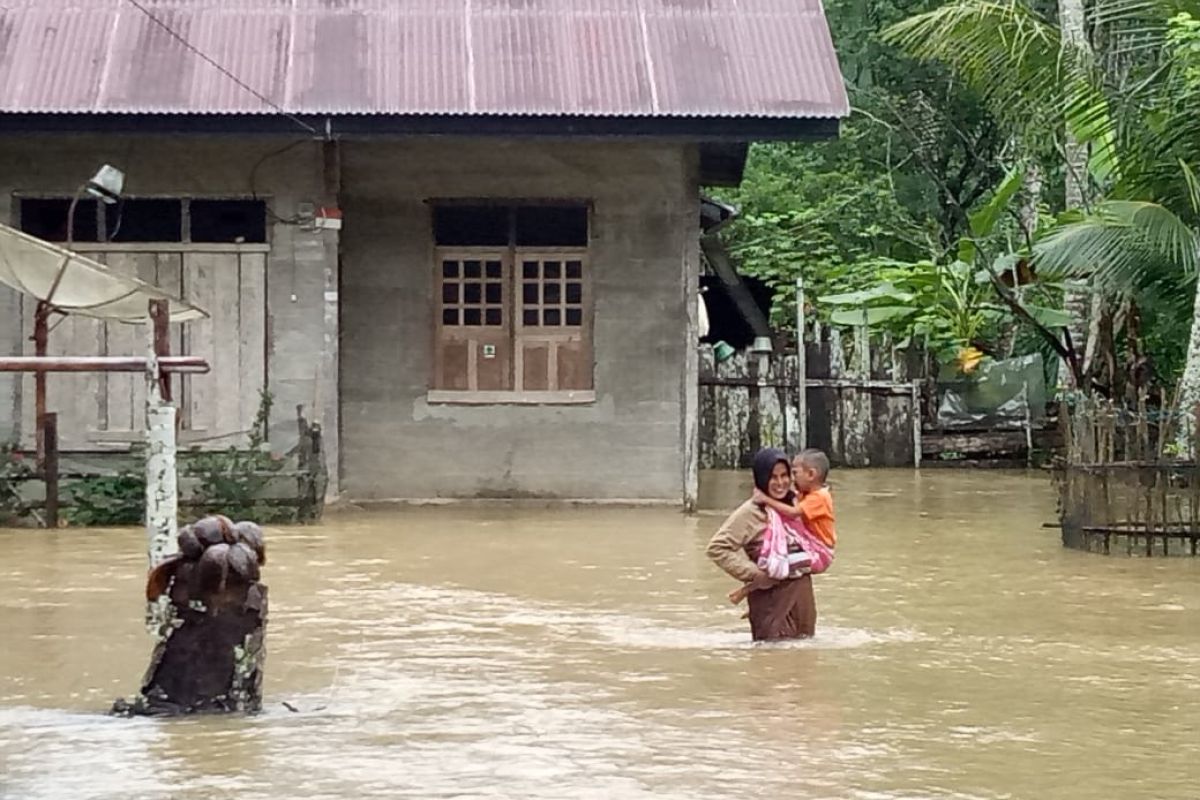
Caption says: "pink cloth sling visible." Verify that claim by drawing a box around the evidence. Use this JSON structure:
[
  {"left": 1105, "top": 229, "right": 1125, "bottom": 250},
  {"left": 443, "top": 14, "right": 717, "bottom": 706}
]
[{"left": 759, "top": 508, "right": 835, "bottom": 580}]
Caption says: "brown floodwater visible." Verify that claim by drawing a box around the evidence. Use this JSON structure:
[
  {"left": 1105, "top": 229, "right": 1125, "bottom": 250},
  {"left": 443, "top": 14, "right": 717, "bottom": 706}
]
[{"left": 1, "top": 469, "right": 1198, "bottom": 799}]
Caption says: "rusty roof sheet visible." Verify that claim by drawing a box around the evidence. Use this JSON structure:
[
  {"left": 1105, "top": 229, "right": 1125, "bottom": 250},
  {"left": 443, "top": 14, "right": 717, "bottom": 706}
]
[{"left": 0, "top": 0, "right": 848, "bottom": 119}]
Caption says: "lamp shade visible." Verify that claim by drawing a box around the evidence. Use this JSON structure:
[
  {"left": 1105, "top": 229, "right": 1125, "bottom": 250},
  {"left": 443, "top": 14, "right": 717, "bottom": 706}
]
[{"left": 85, "top": 165, "right": 124, "bottom": 204}]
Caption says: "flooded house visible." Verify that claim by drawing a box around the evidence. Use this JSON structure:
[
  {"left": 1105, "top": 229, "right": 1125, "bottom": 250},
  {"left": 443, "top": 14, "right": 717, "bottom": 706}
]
[{"left": 0, "top": 0, "right": 847, "bottom": 506}]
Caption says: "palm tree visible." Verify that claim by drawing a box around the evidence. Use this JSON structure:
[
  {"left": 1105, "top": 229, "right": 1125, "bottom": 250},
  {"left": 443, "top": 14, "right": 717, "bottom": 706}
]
[{"left": 888, "top": 0, "right": 1200, "bottom": 453}]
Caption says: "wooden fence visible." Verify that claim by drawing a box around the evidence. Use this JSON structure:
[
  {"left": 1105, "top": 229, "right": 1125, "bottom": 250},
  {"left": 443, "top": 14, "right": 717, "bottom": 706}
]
[
  {"left": 1056, "top": 400, "right": 1200, "bottom": 556},
  {"left": 699, "top": 324, "right": 924, "bottom": 469},
  {"left": 1, "top": 410, "right": 327, "bottom": 527}
]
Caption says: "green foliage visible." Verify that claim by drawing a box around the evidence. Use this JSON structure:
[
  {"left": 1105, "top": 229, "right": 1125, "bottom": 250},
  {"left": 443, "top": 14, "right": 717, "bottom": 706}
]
[
  {"left": 716, "top": 0, "right": 1017, "bottom": 340},
  {"left": 66, "top": 472, "right": 145, "bottom": 527},
  {"left": 0, "top": 443, "right": 31, "bottom": 524},
  {"left": 187, "top": 389, "right": 285, "bottom": 522}
]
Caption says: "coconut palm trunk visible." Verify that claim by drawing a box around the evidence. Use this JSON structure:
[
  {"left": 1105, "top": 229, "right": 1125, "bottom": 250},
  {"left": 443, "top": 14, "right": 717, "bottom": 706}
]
[
  {"left": 1060, "top": 0, "right": 1093, "bottom": 386},
  {"left": 1174, "top": 274, "right": 1200, "bottom": 456}
]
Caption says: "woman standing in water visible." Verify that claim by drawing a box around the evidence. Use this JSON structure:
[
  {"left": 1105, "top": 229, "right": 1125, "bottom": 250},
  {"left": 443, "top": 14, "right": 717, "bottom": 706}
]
[{"left": 706, "top": 448, "right": 817, "bottom": 641}]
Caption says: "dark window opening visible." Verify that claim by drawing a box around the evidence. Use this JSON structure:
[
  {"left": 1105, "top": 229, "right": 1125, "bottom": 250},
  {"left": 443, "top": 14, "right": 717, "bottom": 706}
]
[
  {"left": 434, "top": 205, "right": 509, "bottom": 246},
  {"left": 516, "top": 206, "right": 588, "bottom": 247},
  {"left": 190, "top": 199, "right": 266, "bottom": 244},
  {"left": 433, "top": 203, "right": 589, "bottom": 247},
  {"left": 19, "top": 198, "right": 99, "bottom": 242},
  {"left": 106, "top": 198, "right": 183, "bottom": 242}
]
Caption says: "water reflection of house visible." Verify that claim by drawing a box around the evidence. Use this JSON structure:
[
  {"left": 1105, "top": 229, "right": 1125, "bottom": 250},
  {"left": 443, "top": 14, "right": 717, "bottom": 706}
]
[{"left": 0, "top": 1, "right": 847, "bottom": 507}]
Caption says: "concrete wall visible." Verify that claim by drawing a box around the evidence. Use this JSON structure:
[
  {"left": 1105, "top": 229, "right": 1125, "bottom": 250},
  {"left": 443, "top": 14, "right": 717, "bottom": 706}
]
[
  {"left": 340, "top": 139, "right": 698, "bottom": 502},
  {"left": 0, "top": 135, "right": 340, "bottom": 489}
]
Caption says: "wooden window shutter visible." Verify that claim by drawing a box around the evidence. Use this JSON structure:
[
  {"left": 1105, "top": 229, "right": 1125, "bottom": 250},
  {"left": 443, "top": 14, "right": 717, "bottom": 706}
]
[
  {"left": 515, "top": 252, "right": 592, "bottom": 392},
  {"left": 434, "top": 251, "right": 512, "bottom": 391}
]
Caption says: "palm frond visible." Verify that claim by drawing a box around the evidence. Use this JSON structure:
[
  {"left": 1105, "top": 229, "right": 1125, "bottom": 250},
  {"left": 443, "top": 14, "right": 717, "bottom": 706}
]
[
  {"left": 1035, "top": 201, "right": 1199, "bottom": 292},
  {"left": 883, "top": 1, "right": 1062, "bottom": 137}
]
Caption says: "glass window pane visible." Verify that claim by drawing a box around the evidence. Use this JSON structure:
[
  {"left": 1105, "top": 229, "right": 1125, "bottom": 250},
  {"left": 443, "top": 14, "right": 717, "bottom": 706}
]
[
  {"left": 106, "top": 198, "right": 183, "bottom": 243},
  {"left": 442, "top": 284, "right": 458, "bottom": 304},
  {"left": 464, "top": 260, "right": 482, "bottom": 279},
  {"left": 442, "top": 309, "right": 459, "bottom": 325},
  {"left": 464, "top": 308, "right": 482, "bottom": 326},
  {"left": 515, "top": 205, "right": 588, "bottom": 247},
  {"left": 523, "top": 283, "right": 539, "bottom": 305},
  {"left": 463, "top": 283, "right": 482, "bottom": 304},
  {"left": 523, "top": 261, "right": 539, "bottom": 279},
  {"left": 485, "top": 308, "right": 502, "bottom": 326},
  {"left": 19, "top": 197, "right": 99, "bottom": 242},
  {"left": 486, "top": 260, "right": 503, "bottom": 279},
  {"left": 485, "top": 283, "right": 502, "bottom": 304},
  {"left": 566, "top": 260, "right": 583, "bottom": 279},
  {"left": 544, "top": 261, "right": 561, "bottom": 279},
  {"left": 442, "top": 260, "right": 459, "bottom": 278},
  {"left": 433, "top": 205, "right": 509, "bottom": 246},
  {"left": 544, "top": 309, "right": 561, "bottom": 326},
  {"left": 523, "top": 310, "right": 539, "bottom": 326},
  {"left": 544, "top": 283, "right": 561, "bottom": 304},
  {"left": 565, "top": 282, "right": 582, "bottom": 304},
  {"left": 566, "top": 308, "right": 583, "bottom": 326},
  {"left": 189, "top": 199, "right": 266, "bottom": 244}
]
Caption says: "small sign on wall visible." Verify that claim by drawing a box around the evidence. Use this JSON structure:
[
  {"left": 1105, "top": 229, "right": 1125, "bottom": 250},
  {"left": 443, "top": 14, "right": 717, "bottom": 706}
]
[{"left": 482, "top": 344, "right": 497, "bottom": 359}]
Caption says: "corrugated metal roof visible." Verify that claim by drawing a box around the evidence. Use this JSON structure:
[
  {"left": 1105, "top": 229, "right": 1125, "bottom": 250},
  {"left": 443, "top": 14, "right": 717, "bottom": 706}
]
[{"left": 0, "top": 0, "right": 848, "bottom": 118}]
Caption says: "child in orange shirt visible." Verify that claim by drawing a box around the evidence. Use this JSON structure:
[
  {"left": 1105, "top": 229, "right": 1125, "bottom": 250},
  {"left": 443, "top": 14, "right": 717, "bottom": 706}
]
[{"left": 752, "top": 448, "right": 836, "bottom": 572}]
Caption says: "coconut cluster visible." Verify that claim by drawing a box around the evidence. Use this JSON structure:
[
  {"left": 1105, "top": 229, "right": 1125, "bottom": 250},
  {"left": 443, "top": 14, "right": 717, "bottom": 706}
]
[{"left": 146, "top": 515, "right": 266, "bottom": 610}]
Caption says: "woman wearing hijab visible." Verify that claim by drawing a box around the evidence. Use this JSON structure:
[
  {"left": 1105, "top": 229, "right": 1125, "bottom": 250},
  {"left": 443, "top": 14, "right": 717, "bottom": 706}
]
[{"left": 706, "top": 448, "right": 817, "bottom": 641}]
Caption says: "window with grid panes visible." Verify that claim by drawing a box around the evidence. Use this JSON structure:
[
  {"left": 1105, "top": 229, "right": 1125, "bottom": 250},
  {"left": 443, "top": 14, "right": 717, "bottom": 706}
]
[{"left": 432, "top": 204, "right": 592, "bottom": 396}]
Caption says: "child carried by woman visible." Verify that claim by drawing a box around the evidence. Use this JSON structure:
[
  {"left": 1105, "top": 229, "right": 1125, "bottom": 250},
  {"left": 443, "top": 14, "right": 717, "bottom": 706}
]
[{"left": 728, "top": 448, "right": 836, "bottom": 605}]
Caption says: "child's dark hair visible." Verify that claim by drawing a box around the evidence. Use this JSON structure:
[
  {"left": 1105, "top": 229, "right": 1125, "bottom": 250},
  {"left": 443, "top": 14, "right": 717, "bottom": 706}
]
[{"left": 795, "top": 448, "right": 830, "bottom": 482}]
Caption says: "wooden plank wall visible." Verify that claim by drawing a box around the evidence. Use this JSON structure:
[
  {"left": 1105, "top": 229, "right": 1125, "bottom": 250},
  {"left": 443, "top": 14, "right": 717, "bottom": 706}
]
[{"left": 19, "top": 248, "right": 266, "bottom": 450}]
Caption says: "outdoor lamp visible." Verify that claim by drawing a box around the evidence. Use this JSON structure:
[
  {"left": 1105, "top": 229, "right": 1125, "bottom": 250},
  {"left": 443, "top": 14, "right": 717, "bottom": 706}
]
[
  {"left": 750, "top": 336, "right": 774, "bottom": 354},
  {"left": 85, "top": 165, "right": 125, "bottom": 205}
]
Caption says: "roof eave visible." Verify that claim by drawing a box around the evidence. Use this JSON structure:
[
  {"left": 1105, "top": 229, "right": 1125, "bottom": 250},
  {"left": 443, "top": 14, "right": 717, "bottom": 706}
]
[{"left": 0, "top": 112, "right": 841, "bottom": 143}]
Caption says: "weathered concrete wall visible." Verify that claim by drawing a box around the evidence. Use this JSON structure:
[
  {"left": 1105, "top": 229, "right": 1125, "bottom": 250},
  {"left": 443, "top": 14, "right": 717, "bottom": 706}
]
[
  {"left": 0, "top": 136, "right": 339, "bottom": 492},
  {"left": 340, "top": 139, "right": 697, "bottom": 501}
]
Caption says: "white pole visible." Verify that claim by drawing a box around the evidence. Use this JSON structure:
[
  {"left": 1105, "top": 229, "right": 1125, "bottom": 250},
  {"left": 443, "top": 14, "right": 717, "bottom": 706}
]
[
  {"left": 144, "top": 335, "right": 178, "bottom": 634},
  {"left": 796, "top": 276, "right": 807, "bottom": 450}
]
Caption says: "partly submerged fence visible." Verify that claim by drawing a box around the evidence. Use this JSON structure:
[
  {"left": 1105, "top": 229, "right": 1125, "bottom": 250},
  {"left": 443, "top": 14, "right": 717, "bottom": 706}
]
[
  {"left": 699, "top": 323, "right": 924, "bottom": 469},
  {"left": 1056, "top": 400, "right": 1200, "bottom": 556},
  {"left": 1, "top": 409, "right": 328, "bottom": 527}
]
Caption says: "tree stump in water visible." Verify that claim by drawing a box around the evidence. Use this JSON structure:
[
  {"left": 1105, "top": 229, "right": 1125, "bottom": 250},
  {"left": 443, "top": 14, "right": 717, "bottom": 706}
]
[{"left": 112, "top": 516, "right": 267, "bottom": 717}]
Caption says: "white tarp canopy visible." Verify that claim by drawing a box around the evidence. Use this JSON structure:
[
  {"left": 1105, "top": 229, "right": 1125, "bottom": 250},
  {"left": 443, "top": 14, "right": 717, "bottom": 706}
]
[{"left": 0, "top": 222, "right": 207, "bottom": 322}]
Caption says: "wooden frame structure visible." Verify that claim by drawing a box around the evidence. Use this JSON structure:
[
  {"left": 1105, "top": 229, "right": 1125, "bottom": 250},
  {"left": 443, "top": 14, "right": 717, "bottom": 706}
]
[{"left": 0, "top": 299, "right": 209, "bottom": 530}]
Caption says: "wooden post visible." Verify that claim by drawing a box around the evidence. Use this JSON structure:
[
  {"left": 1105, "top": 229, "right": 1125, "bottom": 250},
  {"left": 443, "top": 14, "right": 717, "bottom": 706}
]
[
  {"left": 796, "top": 276, "right": 807, "bottom": 451},
  {"left": 150, "top": 299, "right": 171, "bottom": 402},
  {"left": 1024, "top": 381, "right": 1034, "bottom": 467},
  {"left": 33, "top": 301, "right": 49, "bottom": 472},
  {"left": 43, "top": 412, "right": 58, "bottom": 528},
  {"left": 144, "top": 311, "right": 178, "bottom": 634},
  {"left": 911, "top": 382, "right": 922, "bottom": 469}
]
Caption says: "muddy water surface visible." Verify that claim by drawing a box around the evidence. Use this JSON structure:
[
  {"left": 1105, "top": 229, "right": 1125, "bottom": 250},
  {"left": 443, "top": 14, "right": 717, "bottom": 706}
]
[{"left": 1, "top": 469, "right": 1198, "bottom": 799}]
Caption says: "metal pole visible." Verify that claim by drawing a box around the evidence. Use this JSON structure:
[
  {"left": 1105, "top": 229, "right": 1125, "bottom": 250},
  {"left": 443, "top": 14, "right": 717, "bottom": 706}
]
[
  {"left": 36, "top": 182, "right": 86, "bottom": 473},
  {"left": 0, "top": 356, "right": 209, "bottom": 373},
  {"left": 796, "top": 276, "right": 807, "bottom": 450}
]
